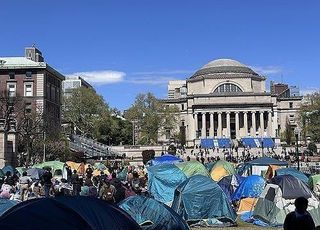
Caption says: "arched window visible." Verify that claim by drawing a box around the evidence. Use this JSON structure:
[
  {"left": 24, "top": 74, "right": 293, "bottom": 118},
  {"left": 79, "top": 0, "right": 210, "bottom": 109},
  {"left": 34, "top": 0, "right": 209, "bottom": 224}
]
[{"left": 213, "top": 83, "right": 243, "bottom": 93}]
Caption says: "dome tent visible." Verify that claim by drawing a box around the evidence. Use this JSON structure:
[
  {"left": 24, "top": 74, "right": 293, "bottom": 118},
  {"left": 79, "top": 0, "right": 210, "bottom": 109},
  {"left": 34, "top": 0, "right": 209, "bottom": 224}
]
[
  {"left": 149, "top": 154, "right": 183, "bottom": 166},
  {"left": 171, "top": 175, "right": 236, "bottom": 227},
  {"left": 33, "top": 161, "right": 67, "bottom": 179},
  {"left": 119, "top": 195, "right": 189, "bottom": 230},
  {"left": 148, "top": 161, "right": 210, "bottom": 204},
  {"left": 231, "top": 175, "right": 265, "bottom": 213},
  {"left": 275, "top": 168, "right": 309, "bottom": 184},
  {"left": 253, "top": 175, "right": 320, "bottom": 227},
  {"left": 210, "top": 160, "right": 236, "bottom": 181},
  {"left": 0, "top": 196, "right": 141, "bottom": 230},
  {"left": 0, "top": 199, "right": 18, "bottom": 216},
  {"left": 218, "top": 174, "right": 244, "bottom": 202}
]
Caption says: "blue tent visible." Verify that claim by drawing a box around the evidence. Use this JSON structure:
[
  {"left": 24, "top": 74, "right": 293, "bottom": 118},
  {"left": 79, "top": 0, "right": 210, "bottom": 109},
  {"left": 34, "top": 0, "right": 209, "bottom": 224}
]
[
  {"left": 231, "top": 175, "right": 265, "bottom": 201},
  {"left": 1, "top": 166, "right": 16, "bottom": 175},
  {"left": 148, "top": 164, "right": 187, "bottom": 204},
  {"left": 172, "top": 175, "right": 236, "bottom": 226},
  {"left": 149, "top": 154, "right": 183, "bottom": 166},
  {"left": 0, "top": 196, "right": 141, "bottom": 230},
  {"left": 275, "top": 168, "right": 309, "bottom": 184},
  {"left": 119, "top": 196, "right": 189, "bottom": 230},
  {"left": 218, "top": 174, "right": 244, "bottom": 202},
  {"left": 0, "top": 199, "right": 18, "bottom": 216}
]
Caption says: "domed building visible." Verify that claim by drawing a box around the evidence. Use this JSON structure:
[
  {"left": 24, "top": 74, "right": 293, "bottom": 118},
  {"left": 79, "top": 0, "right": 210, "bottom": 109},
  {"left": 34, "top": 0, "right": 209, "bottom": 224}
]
[{"left": 162, "top": 58, "right": 302, "bottom": 147}]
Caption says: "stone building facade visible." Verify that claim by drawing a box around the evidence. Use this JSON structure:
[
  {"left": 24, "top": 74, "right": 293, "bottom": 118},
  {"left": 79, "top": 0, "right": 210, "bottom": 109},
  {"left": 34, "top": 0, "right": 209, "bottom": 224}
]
[{"left": 161, "top": 59, "right": 302, "bottom": 147}]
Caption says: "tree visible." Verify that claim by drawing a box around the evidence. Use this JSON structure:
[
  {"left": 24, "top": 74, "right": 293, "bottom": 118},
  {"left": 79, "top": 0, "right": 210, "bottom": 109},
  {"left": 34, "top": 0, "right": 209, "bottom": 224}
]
[
  {"left": 282, "top": 118, "right": 293, "bottom": 145},
  {"left": 299, "top": 92, "right": 320, "bottom": 142},
  {"left": 63, "top": 87, "right": 110, "bottom": 137},
  {"left": 124, "top": 92, "right": 179, "bottom": 145}
]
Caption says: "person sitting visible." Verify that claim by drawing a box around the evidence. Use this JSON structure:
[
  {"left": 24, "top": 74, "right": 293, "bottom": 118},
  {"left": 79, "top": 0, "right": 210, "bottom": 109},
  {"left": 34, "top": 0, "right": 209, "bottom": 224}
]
[{"left": 284, "top": 196, "right": 315, "bottom": 230}]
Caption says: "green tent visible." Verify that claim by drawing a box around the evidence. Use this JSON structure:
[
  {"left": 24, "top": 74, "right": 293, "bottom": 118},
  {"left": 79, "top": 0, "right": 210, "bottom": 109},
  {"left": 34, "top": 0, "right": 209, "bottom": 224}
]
[
  {"left": 175, "top": 161, "right": 209, "bottom": 177},
  {"left": 309, "top": 174, "right": 320, "bottom": 190},
  {"left": 15, "top": 167, "right": 27, "bottom": 176},
  {"left": 94, "top": 162, "right": 107, "bottom": 171},
  {"left": 211, "top": 160, "right": 236, "bottom": 175},
  {"left": 33, "top": 161, "right": 67, "bottom": 178}
]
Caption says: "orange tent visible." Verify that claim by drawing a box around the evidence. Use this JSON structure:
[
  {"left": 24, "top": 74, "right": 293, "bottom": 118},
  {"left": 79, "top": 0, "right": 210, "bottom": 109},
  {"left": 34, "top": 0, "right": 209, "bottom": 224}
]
[
  {"left": 66, "top": 161, "right": 85, "bottom": 175},
  {"left": 238, "top": 197, "right": 258, "bottom": 213},
  {"left": 265, "top": 165, "right": 280, "bottom": 180}
]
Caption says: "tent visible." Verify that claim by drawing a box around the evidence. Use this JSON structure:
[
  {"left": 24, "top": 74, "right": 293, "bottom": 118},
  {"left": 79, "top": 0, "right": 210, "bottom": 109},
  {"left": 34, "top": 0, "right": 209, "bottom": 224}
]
[
  {"left": 26, "top": 168, "right": 46, "bottom": 181},
  {"left": 0, "top": 199, "right": 18, "bottom": 216},
  {"left": 33, "top": 161, "right": 67, "bottom": 179},
  {"left": 275, "top": 168, "right": 309, "bottom": 184},
  {"left": 264, "top": 165, "right": 280, "bottom": 180},
  {"left": 66, "top": 161, "right": 85, "bottom": 175},
  {"left": 15, "top": 167, "right": 27, "bottom": 176},
  {"left": 149, "top": 154, "right": 183, "bottom": 166},
  {"left": 119, "top": 196, "right": 189, "bottom": 230},
  {"left": 253, "top": 175, "right": 320, "bottom": 227},
  {"left": 309, "top": 174, "right": 320, "bottom": 197},
  {"left": 210, "top": 160, "right": 236, "bottom": 181},
  {"left": 218, "top": 174, "right": 244, "bottom": 202},
  {"left": 1, "top": 166, "right": 16, "bottom": 175},
  {"left": 94, "top": 162, "right": 107, "bottom": 171},
  {"left": 148, "top": 164, "right": 187, "bottom": 204},
  {"left": 175, "top": 161, "right": 209, "bottom": 177},
  {"left": 0, "top": 169, "right": 4, "bottom": 178},
  {"left": 241, "top": 157, "right": 288, "bottom": 176},
  {"left": 231, "top": 175, "right": 265, "bottom": 213},
  {"left": 171, "top": 175, "right": 236, "bottom": 227},
  {"left": 148, "top": 161, "right": 210, "bottom": 204},
  {"left": 0, "top": 196, "right": 141, "bottom": 230}
]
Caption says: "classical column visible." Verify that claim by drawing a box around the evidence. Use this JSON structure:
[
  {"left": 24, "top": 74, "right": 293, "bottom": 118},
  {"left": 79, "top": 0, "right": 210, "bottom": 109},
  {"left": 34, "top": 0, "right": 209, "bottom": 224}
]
[
  {"left": 252, "top": 111, "right": 256, "bottom": 136},
  {"left": 217, "top": 112, "right": 222, "bottom": 137},
  {"left": 226, "top": 112, "right": 231, "bottom": 137},
  {"left": 260, "top": 111, "right": 265, "bottom": 136},
  {"left": 209, "top": 112, "right": 214, "bottom": 137},
  {"left": 268, "top": 111, "right": 272, "bottom": 137},
  {"left": 243, "top": 112, "right": 248, "bottom": 137},
  {"left": 194, "top": 113, "right": 198, "bottom": 138},
  {"left": 201, "top": 113, "right": 206, "bottom": 138},
  {"left": 235, "top": 112, "right": 239, "bottom": 138}
]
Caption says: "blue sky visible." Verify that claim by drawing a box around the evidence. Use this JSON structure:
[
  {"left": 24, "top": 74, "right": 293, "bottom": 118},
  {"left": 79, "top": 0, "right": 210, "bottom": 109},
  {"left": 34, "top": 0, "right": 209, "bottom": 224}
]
[{"left": 1, "top": 0, "right": 320, "bottom": 111}]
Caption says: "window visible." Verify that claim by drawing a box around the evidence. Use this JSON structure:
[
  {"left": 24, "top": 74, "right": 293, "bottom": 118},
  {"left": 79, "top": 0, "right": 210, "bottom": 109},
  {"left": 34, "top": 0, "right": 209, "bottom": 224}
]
[
  {"left": 289, "top": 102, "right": 293, "bottom": 109},
  {"left": 7, "top": 84, "right": 16, "bottom": 97},
  {"left": 214, "top": 83, "right": 242, "bottom": 93},
  {"left": 165, "top": 129, "right": 171, "bottom": 139},
  {"left": 25, "top": 84, "right": 33, "bottom": 97},
  {"left": 181, "top": 104, "right": 184, "bottom": 110},
  {"left": 9, "top": 72, "right": 15, "bottom": 80},
  {"left": 26, "top": 71, "right": 32, "bottom": 78}
]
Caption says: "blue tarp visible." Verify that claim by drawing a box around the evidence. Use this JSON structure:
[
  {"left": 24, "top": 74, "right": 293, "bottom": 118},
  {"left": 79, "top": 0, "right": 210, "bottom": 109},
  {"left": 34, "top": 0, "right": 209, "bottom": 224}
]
[
  {"left": 0, "top": 199, "right": 18, "bottom": 216},
  {"left": 231, "top": 175, "right": 265, "bottom": 201},
  {"left": 172, "top": 175, "right": 236, "bottom": 225},
  {"left": 200, "top": 138, "right": 214, "bottom": 148},
  {"left": 275, "top": 168, "right": 309, "bottom": 184},
  {"left": 241, "top": 138, "right": 275, "bottom": 148},
  {"left": 148, "top": 164, "right": 187, "bottom": 204},
  {"left": 0, "top": 196, "right": 141, "bottom": 230},
  {"left": 119, "top": 196, "right": 189, "bottom": 230},
  {"left": 149, "top": 154, "right": 183, "bottom": 166}
]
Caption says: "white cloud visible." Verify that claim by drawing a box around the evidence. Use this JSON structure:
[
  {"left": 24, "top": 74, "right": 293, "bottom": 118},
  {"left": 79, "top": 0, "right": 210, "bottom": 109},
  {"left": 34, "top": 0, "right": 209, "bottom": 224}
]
[
  {"left": 300, "top": 87, "right": 320, "bottom": 95},
  {"left": 250, "top": 66, "right": 282, "bottom": 75},
  {"left": 66, "top": 70, "right": 125, "bottom": 85}
]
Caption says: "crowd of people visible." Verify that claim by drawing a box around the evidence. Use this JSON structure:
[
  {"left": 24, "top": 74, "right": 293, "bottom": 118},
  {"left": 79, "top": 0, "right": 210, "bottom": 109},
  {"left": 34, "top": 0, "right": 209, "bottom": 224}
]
[{"left": 0, "top": 163, "right": 148, "bottom": 204}]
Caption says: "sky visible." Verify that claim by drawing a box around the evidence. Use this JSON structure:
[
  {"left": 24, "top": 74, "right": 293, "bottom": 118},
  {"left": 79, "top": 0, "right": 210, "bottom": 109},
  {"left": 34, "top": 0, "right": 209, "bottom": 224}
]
[{"left": 1, "top": 0, "right": 320, "bottom": 111}]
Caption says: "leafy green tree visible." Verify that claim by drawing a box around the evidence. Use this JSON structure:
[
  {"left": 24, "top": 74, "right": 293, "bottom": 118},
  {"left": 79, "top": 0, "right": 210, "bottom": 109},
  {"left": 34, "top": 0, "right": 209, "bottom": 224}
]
[
  {"left": 299, "top": 92, "right": 320, "bottom": 142},
  {"left": 124, "top": 92, "right": 179, "bottom": 145},
  {"left": 63, "top": 87, "right": 110, "bottom": 137}
]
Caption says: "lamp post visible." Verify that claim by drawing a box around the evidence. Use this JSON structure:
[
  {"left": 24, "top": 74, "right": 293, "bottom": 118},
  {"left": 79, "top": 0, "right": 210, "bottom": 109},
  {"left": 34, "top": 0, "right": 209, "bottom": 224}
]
[{"left": 294, "top": 127, "right": 301, "bottom": 171}]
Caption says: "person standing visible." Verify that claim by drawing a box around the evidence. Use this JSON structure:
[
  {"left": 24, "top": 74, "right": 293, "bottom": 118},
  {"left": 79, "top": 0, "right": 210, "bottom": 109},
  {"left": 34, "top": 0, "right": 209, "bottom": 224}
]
[
  {"left": 284, "top": 197, "right": 315, "bottom": 230},
  {"left": 41, "top": 168, "right": 53, "bottom": 198},
  {"left": 71, "top": 170, "right": 80, "bottom": 196},
  {"left": 99, "top": 181, "right": 116, "bottom": 203},
  {"left": 19, "top": 171, "right": 32, "bottom": 201}
]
